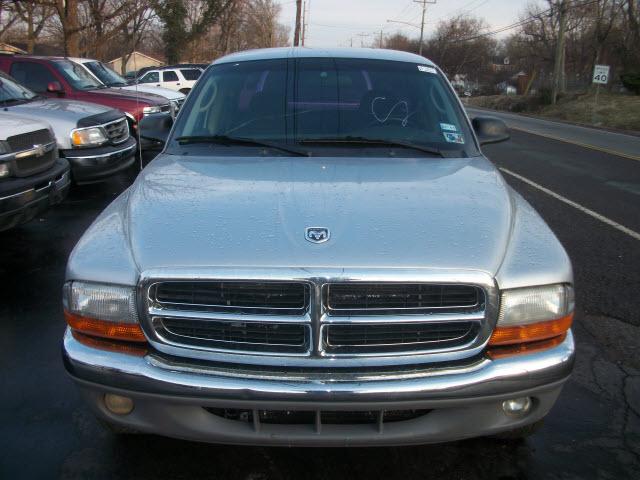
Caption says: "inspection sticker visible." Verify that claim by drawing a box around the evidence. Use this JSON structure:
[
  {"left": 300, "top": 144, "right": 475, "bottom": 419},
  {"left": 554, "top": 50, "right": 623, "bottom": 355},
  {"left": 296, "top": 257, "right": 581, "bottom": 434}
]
[
  {"left": 443, "top": 132, "right": 465, "bottom": 144},
  {"left": 417, "top": 65, "right": 437, "bottom": 74},
  {"left": 440, "top": 123, "right": 458, "bottom": 132}
]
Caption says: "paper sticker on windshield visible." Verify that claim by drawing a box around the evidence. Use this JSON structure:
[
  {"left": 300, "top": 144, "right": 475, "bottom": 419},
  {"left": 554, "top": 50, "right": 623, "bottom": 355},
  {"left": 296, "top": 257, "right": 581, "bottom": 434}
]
[
  {"left": 443, "top": 132, "right": 465, "bottom": 144},
  {"left": 418, "top": 65, "right": 437, "bottom": 74},
  {"left": 440, "top": 123, "right": 458, "bottom": 132}
]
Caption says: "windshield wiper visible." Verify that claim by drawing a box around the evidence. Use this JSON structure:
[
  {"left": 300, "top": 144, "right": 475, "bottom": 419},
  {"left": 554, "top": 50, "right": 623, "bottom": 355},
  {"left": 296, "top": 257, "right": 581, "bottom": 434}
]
[
  {"left": 175, "top": 135, "right": 311, "bottom": 157},
  {"left": 299, "top": 136, "right": 446, "bottom": 158}
]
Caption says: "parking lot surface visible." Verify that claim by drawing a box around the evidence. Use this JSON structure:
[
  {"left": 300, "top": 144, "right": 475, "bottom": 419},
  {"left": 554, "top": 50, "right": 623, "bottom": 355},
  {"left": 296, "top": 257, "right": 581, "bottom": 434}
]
[{"left": 1, "top": 126, "right": 639, "bottom": 479}]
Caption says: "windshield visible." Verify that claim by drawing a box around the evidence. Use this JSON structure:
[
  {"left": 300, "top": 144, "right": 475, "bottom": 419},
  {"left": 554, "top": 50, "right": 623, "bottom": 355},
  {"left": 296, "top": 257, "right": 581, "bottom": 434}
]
[
  {"left": 171, "top": 58, "right": 479, "bottom": 157},
  {"left": 0, "top": 72, "right": 38, "bottom": 103},
  {"left": 83, "top": 61, "right": 126, "bottom": 87},
  {"left": 53, "top": 60, "right": 103, "bottom": 90}
]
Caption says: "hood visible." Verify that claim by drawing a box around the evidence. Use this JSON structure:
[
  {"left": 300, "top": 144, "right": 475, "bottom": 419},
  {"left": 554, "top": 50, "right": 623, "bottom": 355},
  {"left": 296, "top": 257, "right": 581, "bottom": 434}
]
[
  {"left": 120, "top": 85, "right": 185, "bottom": 101},
  {"left": 6, "top": 98, "right": 115, "bottom": 150},
  {"left": 0, "top": 112, "right": 52, "bottom": 137},
  {"left": 126, "top": 154, "right": 513, "bottom": 275},
  {"left": 85, "top": 87, "right": 167, "bottom": 105}
]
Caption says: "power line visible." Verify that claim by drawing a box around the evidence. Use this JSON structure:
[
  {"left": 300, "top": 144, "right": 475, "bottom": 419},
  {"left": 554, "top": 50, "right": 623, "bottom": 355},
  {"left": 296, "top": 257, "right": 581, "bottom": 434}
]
[{"left": 444, "top": 0, "right": 600, "bottom": 44}]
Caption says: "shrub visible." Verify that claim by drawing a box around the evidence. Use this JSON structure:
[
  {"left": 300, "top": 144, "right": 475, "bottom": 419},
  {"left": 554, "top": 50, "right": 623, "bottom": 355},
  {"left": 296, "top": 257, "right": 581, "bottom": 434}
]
[{"left": 620, "top": 72, "right": 640, "bottom": 94}]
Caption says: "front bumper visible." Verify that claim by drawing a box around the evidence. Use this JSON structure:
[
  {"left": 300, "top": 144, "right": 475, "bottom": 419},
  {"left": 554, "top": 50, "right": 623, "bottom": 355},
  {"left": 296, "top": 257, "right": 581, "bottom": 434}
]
[
  {"left": 0, "top": 159, "right": 70, "bottom": 232},
  {"left": 61, "top": 137, "right": 137, "bottom": 183},
  {"left": 63, "top": 328, "right": 575, "bottom": 446}
]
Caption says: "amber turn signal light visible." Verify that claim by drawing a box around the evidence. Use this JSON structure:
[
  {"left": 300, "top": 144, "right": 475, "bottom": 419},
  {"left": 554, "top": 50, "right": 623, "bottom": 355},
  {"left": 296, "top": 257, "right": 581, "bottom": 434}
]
[
  {"left": 488, "top": 313, "right": 573, "bottom": 346},
  {"left": 65, "top": 311, "right": 147, "bottom": 343}
]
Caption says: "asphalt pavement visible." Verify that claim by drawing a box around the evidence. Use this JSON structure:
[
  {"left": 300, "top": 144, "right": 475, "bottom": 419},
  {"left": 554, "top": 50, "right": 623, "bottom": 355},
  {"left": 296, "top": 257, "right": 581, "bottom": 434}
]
[{"left": 0, "top": 118, "right": 639, "bottom": 479}]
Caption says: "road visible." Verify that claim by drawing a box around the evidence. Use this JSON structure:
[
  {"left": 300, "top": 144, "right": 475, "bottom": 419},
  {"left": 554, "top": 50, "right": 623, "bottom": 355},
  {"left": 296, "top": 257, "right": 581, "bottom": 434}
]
[{"left": 0, "top": 115, "right": 639, "bottom": 479}]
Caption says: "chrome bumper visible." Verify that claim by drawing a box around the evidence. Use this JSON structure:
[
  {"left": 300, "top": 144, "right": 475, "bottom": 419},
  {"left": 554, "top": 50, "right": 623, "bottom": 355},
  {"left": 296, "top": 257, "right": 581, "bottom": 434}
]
[
  {"left": 63, "top": 328, "right": 574, "bottom": 445},
  {"left": 64, "top": 329, "right": 574, "bottom": 403}
]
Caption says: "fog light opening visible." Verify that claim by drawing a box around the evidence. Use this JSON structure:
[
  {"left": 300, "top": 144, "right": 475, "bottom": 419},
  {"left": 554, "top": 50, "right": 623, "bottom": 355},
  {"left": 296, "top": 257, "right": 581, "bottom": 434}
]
[
  {"left": 502, "top": 397, "right": 532, "bottom": 417},
  {"left": 104, "top": 393, "right": 134, "bottom": 415}
]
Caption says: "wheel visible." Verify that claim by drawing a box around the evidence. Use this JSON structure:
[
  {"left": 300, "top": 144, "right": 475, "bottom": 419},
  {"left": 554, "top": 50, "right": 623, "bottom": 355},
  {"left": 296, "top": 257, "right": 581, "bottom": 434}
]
[
  {"left": 179, "top": 88, "right": 191, "bottom": 95},
  {"left": 490, "top": 419, "right": 544, "bottom": 440}
]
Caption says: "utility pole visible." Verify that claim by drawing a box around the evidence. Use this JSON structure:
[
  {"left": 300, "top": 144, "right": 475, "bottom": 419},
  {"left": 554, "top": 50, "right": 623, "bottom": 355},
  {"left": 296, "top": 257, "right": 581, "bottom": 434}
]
[
  {"left": 379, "top": 30, "right": 384, "bottom": 48},
  {"left": 301, "top": 1, "right": 306, "bottom": 46},
  {"left": 414, "top": 0, "right": 436, "bottom": 56},
  {"left": 551, "top": 0, "right": 567, "bottom": 105},
  {"left": 294, "top": 0, "right": 302, "bottom": 46}
]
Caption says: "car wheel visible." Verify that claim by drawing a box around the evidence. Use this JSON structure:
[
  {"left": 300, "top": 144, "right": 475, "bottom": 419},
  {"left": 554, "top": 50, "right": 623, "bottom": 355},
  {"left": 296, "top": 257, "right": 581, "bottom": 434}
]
[
  {"left": 179, "top": 88, "right": 191, "bottom": 95},
  {"left": 490, "top": 419, "right": 544, "bottom": 440}
]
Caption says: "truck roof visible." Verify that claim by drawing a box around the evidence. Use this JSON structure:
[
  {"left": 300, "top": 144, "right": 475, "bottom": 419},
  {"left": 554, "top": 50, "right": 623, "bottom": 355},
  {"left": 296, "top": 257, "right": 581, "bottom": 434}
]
[{"left": 214, "top": 47, "right": 436, "bottom": 67}]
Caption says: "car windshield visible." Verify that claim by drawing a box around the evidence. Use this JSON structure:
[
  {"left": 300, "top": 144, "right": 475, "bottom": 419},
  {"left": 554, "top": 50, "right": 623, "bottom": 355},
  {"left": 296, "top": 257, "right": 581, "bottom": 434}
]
[
  {"left": 171, "top": 57, "right": 479, "bottom": 157},
  {"left": 53, "top": 60, "right": 103, "bottom": 90},
  {"left": 83, "top": 61, "right": 127, "bottom": 87},
  {"left": 0, "top": 72, "right": 38, "bottom": 104}
]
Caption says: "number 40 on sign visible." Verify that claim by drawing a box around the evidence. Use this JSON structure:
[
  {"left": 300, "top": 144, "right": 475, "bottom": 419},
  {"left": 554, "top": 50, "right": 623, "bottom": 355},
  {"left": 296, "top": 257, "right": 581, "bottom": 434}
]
[{"left": 592, "top": 65, "right": 610, "bottom": 84}]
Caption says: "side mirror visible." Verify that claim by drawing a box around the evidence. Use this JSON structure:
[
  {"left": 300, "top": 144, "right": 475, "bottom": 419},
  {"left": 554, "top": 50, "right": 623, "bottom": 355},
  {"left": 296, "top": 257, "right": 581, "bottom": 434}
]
[
  {"left": 139, "top": 113, "right": 173, "bottom": 147},
  {"left": 472, "top": 116, "right": 510, "bottom": 145},
  {"left": 47, "top": 81, "right": 64, "bottom": 94}
]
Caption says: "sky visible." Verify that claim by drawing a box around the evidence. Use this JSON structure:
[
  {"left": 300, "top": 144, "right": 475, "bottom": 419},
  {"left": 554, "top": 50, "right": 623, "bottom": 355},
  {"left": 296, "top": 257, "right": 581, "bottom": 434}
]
[{"left": 278, "top": 0, "right": 531, "bottom": 47}]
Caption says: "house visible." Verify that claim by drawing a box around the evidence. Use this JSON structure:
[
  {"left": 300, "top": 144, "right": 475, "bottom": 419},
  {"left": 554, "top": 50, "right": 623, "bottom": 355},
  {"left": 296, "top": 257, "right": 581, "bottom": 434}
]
[{"left": 107, "top": 51, "right": 163, "bottom": 75}]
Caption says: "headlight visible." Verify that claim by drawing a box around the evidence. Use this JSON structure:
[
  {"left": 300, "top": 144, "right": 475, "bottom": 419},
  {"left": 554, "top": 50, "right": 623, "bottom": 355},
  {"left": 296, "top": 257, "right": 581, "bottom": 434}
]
[
  {"left": 63, "top": 281, "right": 145, "bottom": 342},
  {"left": 0, "top": 162, "right": 10, "bottom": 178},
  {"left": 143, "top": 105, "right": 162, "bottom": 115},
  {"left": 70, "top": 127, "right": 107, "bottom": 147},
  {"left": 489, "top": 284, "right": 574, "bottom": 346}
]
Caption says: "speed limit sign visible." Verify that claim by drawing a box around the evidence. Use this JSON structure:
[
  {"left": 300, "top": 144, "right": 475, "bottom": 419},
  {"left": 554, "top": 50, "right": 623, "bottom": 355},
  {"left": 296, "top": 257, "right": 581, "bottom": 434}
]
[{"left": 593, "top": 65, "right": 610, "bottom": 84}]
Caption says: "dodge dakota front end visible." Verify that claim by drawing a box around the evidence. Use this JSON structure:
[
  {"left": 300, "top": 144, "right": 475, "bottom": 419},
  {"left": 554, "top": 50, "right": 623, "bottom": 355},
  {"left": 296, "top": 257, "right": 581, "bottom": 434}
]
[{"left": 62, "top": 48, "right": 575, "bottom": 446}]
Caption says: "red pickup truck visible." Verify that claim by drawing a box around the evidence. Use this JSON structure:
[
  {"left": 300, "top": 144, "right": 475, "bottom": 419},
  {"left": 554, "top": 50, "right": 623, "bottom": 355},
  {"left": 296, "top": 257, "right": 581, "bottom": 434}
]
[{"left": 0, "top": 56, "right": 170, "bottom": 130}]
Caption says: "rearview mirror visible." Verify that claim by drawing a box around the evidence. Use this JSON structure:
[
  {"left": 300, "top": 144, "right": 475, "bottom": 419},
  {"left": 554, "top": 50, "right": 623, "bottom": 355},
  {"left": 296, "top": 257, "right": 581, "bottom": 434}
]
[
  {"left": 472, "top": 116, "right": 510, "bottom": 145},
  {"left": 47, "top": 81, "right": 64, "bottom": 94},
  {"left": 139, "top": 113, "right": 173, "bottom": 147}
]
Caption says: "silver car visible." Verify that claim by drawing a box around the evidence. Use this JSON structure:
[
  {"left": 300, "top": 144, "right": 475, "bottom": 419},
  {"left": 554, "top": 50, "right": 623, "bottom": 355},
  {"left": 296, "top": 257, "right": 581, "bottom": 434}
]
[{"left": 62, "top": 48, "right": 575, "bottom": 446}]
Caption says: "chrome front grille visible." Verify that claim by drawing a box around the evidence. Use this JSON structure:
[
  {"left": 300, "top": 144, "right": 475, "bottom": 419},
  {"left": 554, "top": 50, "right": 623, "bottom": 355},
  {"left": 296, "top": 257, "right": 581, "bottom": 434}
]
[
  {"left": 103, "top": 118, "right": 129, "bottom": 144},
  {"left": 141, "top": 270, "right": 495, "bottom": 366}
]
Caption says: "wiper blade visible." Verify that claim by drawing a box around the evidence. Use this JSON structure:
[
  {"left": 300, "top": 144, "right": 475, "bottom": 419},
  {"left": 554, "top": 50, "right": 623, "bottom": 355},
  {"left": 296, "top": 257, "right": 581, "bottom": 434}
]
[
  {"left": 299, "top": 136, "right": 445, "bottom": 157},
  {"left": 175, "top": 135, "right": 311, "bottom": 157}
]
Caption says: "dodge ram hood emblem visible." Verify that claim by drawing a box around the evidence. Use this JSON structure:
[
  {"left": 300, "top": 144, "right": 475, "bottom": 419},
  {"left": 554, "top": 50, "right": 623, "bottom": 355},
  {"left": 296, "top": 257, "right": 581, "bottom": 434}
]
[{"left": 305, "top": 227, "right": 330, "bottom": 244}]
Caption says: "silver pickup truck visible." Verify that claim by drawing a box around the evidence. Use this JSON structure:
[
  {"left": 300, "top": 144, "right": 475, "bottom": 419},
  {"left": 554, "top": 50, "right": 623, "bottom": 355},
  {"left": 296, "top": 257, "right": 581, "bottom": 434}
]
[
  {"left": 62, "top": 48, "right": 575, "bottom": 446},
  {"left": 0, "top": 71, "right": 136, "bottom": 183}
]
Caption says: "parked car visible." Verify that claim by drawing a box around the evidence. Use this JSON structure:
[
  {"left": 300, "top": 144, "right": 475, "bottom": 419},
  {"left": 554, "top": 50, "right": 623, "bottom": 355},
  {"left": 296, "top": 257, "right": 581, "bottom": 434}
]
[
  {"left": 0, "top": 71, "right": 137, "bottom": 183},
  {"left": 63, "top": 48, "right": 575, "bottom": 446},
  {"left": 135, "top": 66, "right": 203, "bottom": 94},
  {"left": 69, "top": 58, "right": 186, "bottom": 118},
  {"left": 0, "top": 55, "right": 171, "bottom": 131},
  {"left": 0, "top": 113, "right": 70, "bottom": 231}
]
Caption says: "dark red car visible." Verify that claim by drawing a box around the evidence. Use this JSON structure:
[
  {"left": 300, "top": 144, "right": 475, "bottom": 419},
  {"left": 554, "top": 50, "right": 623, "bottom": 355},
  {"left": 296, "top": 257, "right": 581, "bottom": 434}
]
[{"left": 0, "top": 56, "right": 171, "bottom": 129}]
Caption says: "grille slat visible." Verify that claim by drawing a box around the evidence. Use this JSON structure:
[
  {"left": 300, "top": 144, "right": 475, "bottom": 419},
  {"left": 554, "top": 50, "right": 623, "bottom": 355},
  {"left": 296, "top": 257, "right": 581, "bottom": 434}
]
[
  {"left": 14, "top": 148, "right": 56, "bottom": 177},
  {"left": 6, "top": 129, "right": 52, "bottom": 151},
  {"left": 205, "top": 408, "right": 431, "bottom": 426},
  {"left": 103, "top": 118, "right": 129, "bottom": 144},
  {"left": 153, "top": 281, "right": 309, "bottom": 314},
  {"left": 324, "top": 322, "right": 477, "bottom": 353},
  {"left": 326, "top": 283, "right": 482, "bottom": 314},
  {"left": 158, "top": 318, "right": 308, "bottom": 353}
]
